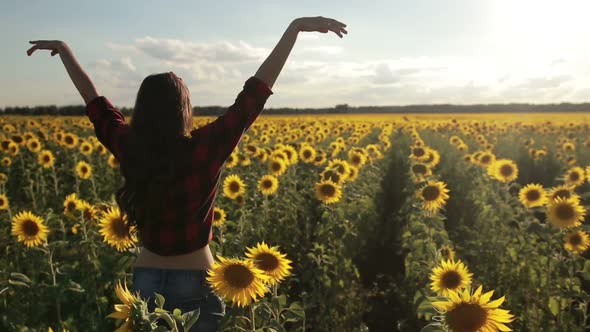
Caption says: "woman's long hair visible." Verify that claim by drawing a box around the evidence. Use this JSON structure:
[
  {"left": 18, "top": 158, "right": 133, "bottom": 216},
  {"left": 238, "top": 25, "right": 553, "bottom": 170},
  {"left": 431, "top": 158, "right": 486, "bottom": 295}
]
[{"left": 115, "top": 72, "right": 193, "bottom": 233}]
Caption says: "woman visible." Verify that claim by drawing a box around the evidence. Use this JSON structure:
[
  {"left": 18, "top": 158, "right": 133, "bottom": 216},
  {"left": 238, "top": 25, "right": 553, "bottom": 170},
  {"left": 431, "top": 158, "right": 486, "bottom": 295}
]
[{"left": 26, "top": 16, "right": 347, "bottom": 331}]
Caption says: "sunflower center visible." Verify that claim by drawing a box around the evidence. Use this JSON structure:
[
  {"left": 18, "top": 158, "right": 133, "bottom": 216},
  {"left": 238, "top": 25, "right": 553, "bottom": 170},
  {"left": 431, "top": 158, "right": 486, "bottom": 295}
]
[
  {"left": 66, "top": 202, "right": 76, "bottom": 212},
  {"left": 22, "top": 219, "right": 39, "bottom": 236},
  {"left": 81, "top": 166, "right": 88, "bottom": 173},
  {"left": 569, "top": 172, "right": 580, "bottom": 182},
  {"left": 65, "top": 137, "right": 73, "bottom": 144},
  {"left": 481, "top": 155, "right": 491, "bottom": 163},
  {"left": 569, "top": 234, "right": 582, "bottom": 246},
  {"left": 412, "top": 164, "right": 427, "bottom": 175},
  {"left": 446, "top": 303, "right": 488, "bottom": 332},
  {"left": 500, "top": 165, "right": 514, "bottom": 177},
  {"left": 229, "top": 181, "right": 240, "bottom": 193},
  {"left": 526, "top": 190, "right": 540, "bottom": 201},
  {"left": 413, "top": 148, "right": 425, "bottom": 157},
  {"left": 554, "top": 190, "right": 571, "bottom": 199},
  {"left": 320, "top": 183, "right": 336, "bottom": 197},
  {"left": 303, "top": 150, "right": 311, "bottom": 158},
  {"left": 262, "top": 180, "right": 273, "bottom": 189},
  {"left": 254, "top": 253, "right": 280, "bottom": 271},
  {"left": 43, "top": 156, "right": 50, "bottom": 163},
  {"left": 441, "top": 271, "right": 462, "bottom": 289},
  {"left": 352, "top": 155, "right": 361, "bottom": 164},
  {"left": 422, "top": 186, "right": 440, "bottom": 201},
  {"left": 213, "top": 211, "right": 221, "bottom": 220},
  {"left": 111, "top": 219, "right": 129, "bottom": 238},
  {"left": 555, "top": 203, "right": 575, "bottom": 220},
  {"left": 271, "top": 162, "right": 281, "bottom": 171},
  {"left": 224, "top": 264, "right": 254, "bottom": 288}
]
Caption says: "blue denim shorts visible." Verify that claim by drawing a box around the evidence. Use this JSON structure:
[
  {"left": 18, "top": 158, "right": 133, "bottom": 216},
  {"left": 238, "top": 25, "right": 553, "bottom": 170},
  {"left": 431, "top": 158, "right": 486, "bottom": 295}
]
[{"left": 131, "top": 266, "right": 225, "bottom": 332}]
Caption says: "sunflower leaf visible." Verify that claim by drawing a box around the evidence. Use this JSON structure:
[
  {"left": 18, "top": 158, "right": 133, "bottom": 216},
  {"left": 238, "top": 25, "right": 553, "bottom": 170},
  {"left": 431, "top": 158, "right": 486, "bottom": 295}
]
[
  {"left": 154, "top": 293, "right": 165, "bottom": 309},
  {"left": 548, "top": 297, "right": 559, "bottom": 317},
  {"left": 183, "top": 308, "right": 200, "bottom": 331}
]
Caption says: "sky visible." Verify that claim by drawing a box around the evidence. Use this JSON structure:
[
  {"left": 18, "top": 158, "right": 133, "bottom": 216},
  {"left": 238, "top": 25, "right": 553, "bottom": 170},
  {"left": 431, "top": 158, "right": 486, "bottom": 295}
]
[{"left": 3, "top": 0, "right": 590, "bottom": 108}]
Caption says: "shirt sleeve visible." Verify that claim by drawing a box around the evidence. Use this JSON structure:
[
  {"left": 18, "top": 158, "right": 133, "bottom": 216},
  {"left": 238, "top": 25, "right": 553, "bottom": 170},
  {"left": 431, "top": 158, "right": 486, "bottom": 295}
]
[
  {"left": 190, "top": 76, "right": 273, "bottom": 169},
  {"left": 85, "top": 96, "right": 129, "bottom": 161}
]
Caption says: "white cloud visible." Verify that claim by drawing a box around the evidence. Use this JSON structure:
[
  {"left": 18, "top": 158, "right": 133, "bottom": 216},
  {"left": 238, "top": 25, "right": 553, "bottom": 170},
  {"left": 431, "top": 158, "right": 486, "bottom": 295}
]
[{"left": 80, "top": 37, "right": 590, "bottom": 107}]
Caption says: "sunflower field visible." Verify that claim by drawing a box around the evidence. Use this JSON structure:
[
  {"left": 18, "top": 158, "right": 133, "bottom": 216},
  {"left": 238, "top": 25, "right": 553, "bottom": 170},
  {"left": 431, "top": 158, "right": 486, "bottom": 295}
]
[{"left": 1, "top": 113, "right": 590, "bottom": 332}]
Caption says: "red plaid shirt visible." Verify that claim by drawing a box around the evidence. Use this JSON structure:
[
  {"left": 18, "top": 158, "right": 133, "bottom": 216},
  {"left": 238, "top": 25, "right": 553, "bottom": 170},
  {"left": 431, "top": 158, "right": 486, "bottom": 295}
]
[{"left": 86, "top": 76, "right": 273, "bottom": 255}]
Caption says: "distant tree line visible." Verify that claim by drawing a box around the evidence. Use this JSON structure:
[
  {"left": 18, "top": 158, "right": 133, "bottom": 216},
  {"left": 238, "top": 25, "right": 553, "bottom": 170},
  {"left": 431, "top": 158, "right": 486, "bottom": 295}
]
[{"left": 2, "top": 102, "right": 590, "bottom": 116}]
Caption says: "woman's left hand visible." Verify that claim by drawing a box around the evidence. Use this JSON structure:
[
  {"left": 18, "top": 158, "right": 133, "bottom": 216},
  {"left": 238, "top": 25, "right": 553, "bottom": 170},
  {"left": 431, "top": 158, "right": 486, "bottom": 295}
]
[{"left": 27, "top": 40, "right": 67, "bottom": 56}]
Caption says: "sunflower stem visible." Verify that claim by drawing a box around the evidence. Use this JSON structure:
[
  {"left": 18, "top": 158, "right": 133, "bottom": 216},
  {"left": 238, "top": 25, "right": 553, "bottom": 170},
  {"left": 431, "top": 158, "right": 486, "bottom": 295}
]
[
  {"left": 90, "top": 176, "right": 98, "bottom": 201},
  {"left": 46, "top": 245, "right": 63, "bottom": 326},
  {"left": 250, "top": 304, "right": 256, "bottom": 331},
  {"left": 51, "top": 166, "right": 59, "bottom": 197}
]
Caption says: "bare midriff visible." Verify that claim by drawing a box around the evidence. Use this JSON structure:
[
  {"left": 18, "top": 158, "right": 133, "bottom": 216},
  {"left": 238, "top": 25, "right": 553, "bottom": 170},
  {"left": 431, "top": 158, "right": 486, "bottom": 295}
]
[{"left": 134, "top": 244, "right": 215, "bottom": 270}]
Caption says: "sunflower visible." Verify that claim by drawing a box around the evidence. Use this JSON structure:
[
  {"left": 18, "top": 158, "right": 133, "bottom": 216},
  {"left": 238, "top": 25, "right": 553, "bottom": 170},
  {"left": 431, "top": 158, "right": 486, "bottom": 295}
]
[
  {"left": 422, "top": 148, "right": 441, "bottom": 167},
  {"left": 98, "top": 207, "right": 137, "bottom": 252},
  {"left": 326, "top": 159, "right": 351, "bottom": 182},
  {"left": 410, "top": 146, "right": 429, "bottom": 161},
  {"left": 0, "top": 193, "right": 9, "bottom": 210},
  {"left": 417, "top": 180, "right": 450, "bottom": 213},
  {"left": 477, "top": 152, "right": 496, "bottom": 167},
  {"left": 11, "top": 211, "right": 49, "bottom": 247},
  {"left": 281, "top": 145, "right": 299, "bottom": 165},
  {"left": 79, "top": 142, "right": 93, "bottom": 156},
  {"left": 429, "top": 259, "right": 473, "bottom": 296},
  {"left": 348, "top": 150, "right": 368, "bottom": 168},
  {"left": 26, "top": 138, "right": 42, "bottom": 153},
  {"left": 206, "top": 256, "right": 269, "bottom": 307},
  {"left": 223, "top": 174, "right": 246, "bottom": 200},
  {"left": 564, "top": 166, "right": 585, "bottom": 187},
  {"left": 299, "top": 145, "right": 317, "bottom": 163},
  {"left": 245, "top": 242, "right": 293, "bottom": 285},
  {"left": 440, "top": 245, "right": 456, "bottom": 261},
  {"left": 1, "top": 157, "right": 11, "bottom": 167},
  {"left": 546, "top": 197, "right": 586, "bottom": 228},
  {"left": 75, "top": 161, "right": 92, "bottom": 180},
  {"left": 7, "top": 142, "right": 19, "bottom": 156},
  {"left": 268, "top": 158, "right": 287, "bottom": 177},
  {"left": 518, "top": 183, "right": 547, "bottom": 208},
  {"left": 226, "top": 152, "right": 239, "bottom": 168},
  {"left": 547, "top": 185, "right": 579, "bottom": 203},
  {"left": 487, "top": 159, "right": 518, "bottom": 183},
  {"left": 213, "top": 206, "right": 227, "bottom": 227},
  {"left": 564, "top": 230, "right": 590, "bottom": 254},
  {"left": 314, "top": 179, "right": 343, "bottom": 204},
  {"left": 258, "top": 175, "right": 279, "bottom": 196},
  {"left": 62, "top": 133, "right": 78, "bottom": 149},
  {"left": 432, "top": 285, "right": 515, "bottom": 332},
  {"left": 411, "top": 163, "right": 432, "bottom": 182},
  {"left": 38, "top": 150, "right": 55, "bottom": 169},
  {"left": 107, "top": 279, "right": 140, "bottom": 332},
  {"left": 313, "top": 152, "right": 328, "bottom": 166},
  {"left": 320, "top": 168, "right": 343, "bottom": 184},
  {"left": 108, "top": 155, "right": 119, "bottom": 168},
  {"left": 63, "top": 193, "right": 80, "bottom": 218},
  {"left": 346, "top": 165, "right": 359, "bottom": 182},
  {"left": 95, "top": 143, "right": 107, "bottom": 155},
  {"left": 76, "top": 200, "right": 99, "bottom": 222}
]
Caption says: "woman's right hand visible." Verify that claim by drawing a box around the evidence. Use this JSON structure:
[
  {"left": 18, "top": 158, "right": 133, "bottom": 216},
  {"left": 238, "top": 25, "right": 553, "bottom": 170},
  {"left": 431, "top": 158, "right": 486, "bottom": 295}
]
[{"left": 291, "top": 16, "right": 348, "bottom": 38}]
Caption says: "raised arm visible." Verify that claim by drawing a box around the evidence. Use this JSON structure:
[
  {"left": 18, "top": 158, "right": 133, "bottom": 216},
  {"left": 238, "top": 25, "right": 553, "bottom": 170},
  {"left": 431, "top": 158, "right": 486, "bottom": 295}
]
[
  {"left": 27, "top": 40, "right": 99, "bottom": 104},
  {"left": 191, "top": 17, "right": 348, "bottom": 171},
  {"left": 254, "top": 16, "right": 348, "bottom": 89}
]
